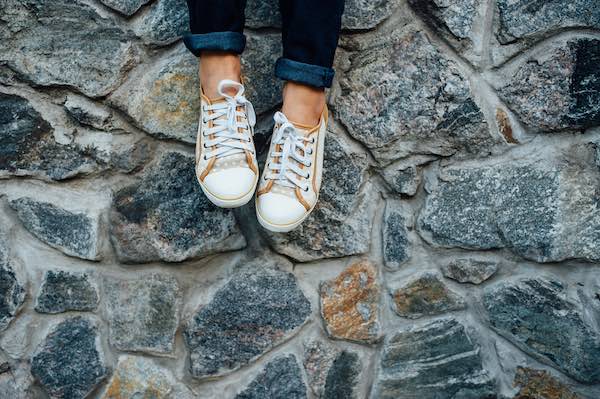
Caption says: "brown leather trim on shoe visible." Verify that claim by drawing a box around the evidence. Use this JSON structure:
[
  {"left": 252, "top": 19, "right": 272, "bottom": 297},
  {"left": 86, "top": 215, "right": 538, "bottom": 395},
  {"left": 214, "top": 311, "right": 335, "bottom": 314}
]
[
  {"left": 199, "top": 157, "right": 216, "bottom": 181},
  {"left": 245, "top": 150, "right": 258, "bottom": 174},
  {"left": 257, "top": 180, "right": 274, "bottom": 196},
  {"left": 295, "top": 187, "right": 311, "bottom": 211}
]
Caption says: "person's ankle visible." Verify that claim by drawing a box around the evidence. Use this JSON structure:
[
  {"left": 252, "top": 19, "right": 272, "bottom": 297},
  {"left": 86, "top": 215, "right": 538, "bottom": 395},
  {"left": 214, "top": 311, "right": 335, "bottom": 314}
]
[
  {"left": 199, "top": 51, "right": 241, "bottom": 98},
  {"left": 281, "top": 82, "right": 326, "bottom": 126}
]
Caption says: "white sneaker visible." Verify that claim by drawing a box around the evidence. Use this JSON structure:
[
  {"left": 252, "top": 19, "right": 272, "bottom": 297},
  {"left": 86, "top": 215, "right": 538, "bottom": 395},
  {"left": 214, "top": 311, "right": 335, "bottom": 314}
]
[
  {"left": 256, "top": 108, "right": 328, "bottom": 232},
  {"left": 195, "top": 79, "right": 259, "bottom": 208}
]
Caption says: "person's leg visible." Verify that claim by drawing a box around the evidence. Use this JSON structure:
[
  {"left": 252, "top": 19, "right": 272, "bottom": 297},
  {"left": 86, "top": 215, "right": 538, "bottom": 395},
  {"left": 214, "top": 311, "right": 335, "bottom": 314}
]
[
  {"left": 277, "top": 0, "right": 345, "bottom": 125},
  {"left": 184, "top": 0, "right": 247, "bottom": 98}
]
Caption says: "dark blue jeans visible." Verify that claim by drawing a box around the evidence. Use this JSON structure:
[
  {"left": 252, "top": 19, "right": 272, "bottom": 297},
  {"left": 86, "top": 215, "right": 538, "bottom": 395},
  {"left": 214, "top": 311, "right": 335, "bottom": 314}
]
[{"left": 184, "top": 0, "right": 345, "bottom": 88}]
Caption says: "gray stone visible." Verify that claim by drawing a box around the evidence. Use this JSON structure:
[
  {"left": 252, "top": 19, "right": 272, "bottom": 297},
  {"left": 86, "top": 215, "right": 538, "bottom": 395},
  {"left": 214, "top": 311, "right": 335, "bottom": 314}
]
[
  {"left": 418, "top": 147, "right": 600, "bottom": 263},
  {"left": 35, "top": 270, "right": 98, "bottom": 314},
  {"left": 372, "top": 317, "right": 496, "bottom": 398},
  {"left": 391, "top": 272, "right": 466, "bottom": 319},
  {"left": 0, "top": 93, "right": 98, "bottom": 181},
  {"left": 184, "top": 261, "right": 311, "bottom": 379},
  {"left": 235, "top": 355, "right": 307, "bottom": 399},
  {"left": 0, "top": 360, "right": 33, "bottom": 399},
  {"left": 264, "top": 133, "right": 373, "bottom": 262},
  {"left": 0, "top": 0, "right": 138, "bottom": 97},
  {"left": 100, "top": 0, "right": 151, "bottom": 16},
  {"left": 496, "top": 0, "right": 600, "bottom": 44},
  {"left": 303, "top": 340, "right": 361, "bottom": 399},
  {"left": 497, "top": 38, "right": 600, "bottom": 132},
  {"left": 0, "top": 237, "right": 25, "bottom": 332},
  {"left": 31, "top": 317, "right": 107, "bottom": 399},
  {"left": 381, "top": 165, "right": 420, "bottom": 196},
  {"left": 442, "top": 258, "right": 498, "bottom": 284},
  {"left": 383, "top": 205, "right": 410, "bottom": 269},
  {"left": 110, "top": 151, "right": 246, "bottom": 263},
  {"left": 104, "top": 274, "right": 181, "bottom": 354},
  {"left": 246, "top": 0, "right": 397, "bottom": 30},
  {"left": 64, "top": 94, "right": 114, "bottom": 131},
  {"left": 335, "top": 28, "right": 495, "bottom": 165},
  {"left": 133, "top": 0, "right": 188, "bottom": 45},
  {"left": 483, "top": 277, "right": 600, "bottom": 383},
  {"left": 10, "top": 197, "right": 100, "bottom": 261}
]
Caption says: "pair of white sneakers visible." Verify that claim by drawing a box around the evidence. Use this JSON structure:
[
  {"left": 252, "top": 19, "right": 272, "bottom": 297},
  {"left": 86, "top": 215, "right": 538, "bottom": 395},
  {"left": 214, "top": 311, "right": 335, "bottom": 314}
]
[{"left": 195, "top": 79, "right": 327, "bottom": 232}]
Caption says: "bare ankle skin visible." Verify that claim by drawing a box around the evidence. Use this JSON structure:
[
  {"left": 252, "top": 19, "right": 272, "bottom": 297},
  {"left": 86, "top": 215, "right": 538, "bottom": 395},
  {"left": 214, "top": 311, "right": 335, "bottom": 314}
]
[
  {"left": 281, "top": 82, "right": 326, "bottom": 126},
  {"left": 199, "top": 51, "right": 241, "bottom": 98}
]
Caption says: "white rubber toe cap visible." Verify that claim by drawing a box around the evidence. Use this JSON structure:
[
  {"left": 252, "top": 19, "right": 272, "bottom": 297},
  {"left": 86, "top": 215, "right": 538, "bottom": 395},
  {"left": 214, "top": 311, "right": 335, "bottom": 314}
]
[
  {"left": 203, "top": 167, "right": 256, "bottom": 200},
  {"left": 256, "top": 192, "right": 307, "bottom": 227}
]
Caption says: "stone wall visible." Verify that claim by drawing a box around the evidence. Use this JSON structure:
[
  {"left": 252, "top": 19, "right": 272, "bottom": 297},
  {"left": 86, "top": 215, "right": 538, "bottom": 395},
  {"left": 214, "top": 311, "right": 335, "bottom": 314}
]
[{"left": 0, "top": 0, "right": 599, "bottom": 397}]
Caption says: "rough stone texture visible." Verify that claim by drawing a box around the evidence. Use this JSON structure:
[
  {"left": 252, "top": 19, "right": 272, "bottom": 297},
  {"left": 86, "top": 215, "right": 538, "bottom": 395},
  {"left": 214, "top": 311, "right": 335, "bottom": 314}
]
[
  {"left": 0, "top": 0, "right": 138, "bottom": 97},
  {"left": 110, "top": 151, "right": 246, "bottom": 263},
  {"left": 484, "top": 277, "right": 600, "bottom": 383},
  {"left": 104, "top": 274, "right": 181, "bottom": 354},
  {"left": 101, "top": 355, "right": 194, "bottom": 399},
  {"left": 10, "top": 197, "right": 100, "bottom": 261},
  {"left": 100, "top": 0, "right": 151, "bottom": 16},
  {"left": 35, "top": 270, "right": 98, "bottom": 314},
  {"left": 383, "top": 205, "right": 410, "bottom": 269},
  {"left": 335, "top": 28, "right": 495, "bottom": 165},
  {"left": 0, "top": 237, "right": 25, "bottom": 332},
  {"left": 246, "top": 0, "right": 396, "bottom": 30},
  {"left": 496, "top": 0, "right": 600, "bottom": 44},
  {"left": 133, "top": 0, "right": 188, "bottom": 45},
  {"left": 372, "top": 317, "right": 496, "bottom": 398},
  {"left": 381, "top": 164, "right": 420, "bottom": 196},
  {"left": 391, "top": 272, "right": 466, "bottom": 318},
  {"left": 303, "top": 340, "right": 361, "bottom": 399},
  {"left": 64, "top": 94, "right": 115, "bottom": 131},
  {"left": 513, "top": 367, "right": 582, "bottom": 399},
  {"left": 497, "top": 38, "right": 600, "bottom": 132},
  {"left": 264, "top": 133, "right": 373, "bottom": 262},
  {"left": 31, "top": 317, "right": 107, "bottom": 399},
  {"left": 441, "top": 258, "right": 499, "bottom": 284},
  {"left": 235, "top": 355, "right": 307, "bottom": 399},
  {"left": 184, "top": 262, "right": 311, "bottom": 379},
  {"left": 0, "top": 92, "right": 98, "bottom": 181},
  {"left": 0, "top": 360, "right": 33, "bottom": 399},
  {"left": 418, "top": 147, "right": 600, "bottom": 263},
  {"left": 319, "top": 260, "right": 381, "bottom": 343}
]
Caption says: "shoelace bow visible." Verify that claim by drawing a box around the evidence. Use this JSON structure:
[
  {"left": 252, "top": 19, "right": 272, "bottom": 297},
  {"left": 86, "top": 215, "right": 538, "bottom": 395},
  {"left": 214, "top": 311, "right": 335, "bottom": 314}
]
[
  {"left": 202, "top": 79, "right": 256, "bottom": 160},
  {"left": 267, "top": 111, "right": 315, "bottom": 191}
]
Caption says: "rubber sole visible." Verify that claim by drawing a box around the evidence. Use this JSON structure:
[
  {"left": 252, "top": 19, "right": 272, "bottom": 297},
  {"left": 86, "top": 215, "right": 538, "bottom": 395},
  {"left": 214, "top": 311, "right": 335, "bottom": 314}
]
[
  {"left": 255, "top": 200, "right": 317, "bottom": 233},
  {"left": 197, "top": 175, "right": 257, "bottom": 208}
]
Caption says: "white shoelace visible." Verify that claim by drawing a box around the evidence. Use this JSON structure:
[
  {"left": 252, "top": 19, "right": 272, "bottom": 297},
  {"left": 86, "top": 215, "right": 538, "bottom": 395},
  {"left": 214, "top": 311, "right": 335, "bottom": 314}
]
[
  {"left": 267, "top": 112, "right": 314, "bottom": 191},
  {"left": 202, "top": 80, "right": 256, "bottom": 160}
]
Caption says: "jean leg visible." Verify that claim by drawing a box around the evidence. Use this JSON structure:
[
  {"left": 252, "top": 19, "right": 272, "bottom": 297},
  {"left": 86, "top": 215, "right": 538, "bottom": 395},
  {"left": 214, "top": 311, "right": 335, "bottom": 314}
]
[
  {"left": 276, "top": 0, "right": 345, "bottom": 88},
  {"left": 184, "top": 0, "right": 247, "bottom": 56}
]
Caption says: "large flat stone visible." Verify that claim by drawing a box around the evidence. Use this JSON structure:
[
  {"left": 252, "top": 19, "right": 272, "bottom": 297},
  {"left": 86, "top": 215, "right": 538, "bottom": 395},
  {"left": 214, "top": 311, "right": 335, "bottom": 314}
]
[
  {"left": 334, "top": 28, "right": 495, "bottom": 165},
  {"left": 263, "top": 133, "right": 373, "bottom": 262},
  {"left": 31, "top": 317, "right": 107, "bottom": 399},
  {"left": 0, "top": 93, "right": 98, "bottom": 181},
  {"left": 372, "top": 317, "right": 496, "bottom": 398},
  {"left": 497, "top": 38, "right": 600, "bottom": 132},
  {"left": 104, "top": 274, "right": 181, "bottom": 354},
  {"left": 0, "top": 0, "right": 138, "bottom": 97},
  {"left": 10, "top": 197, "right": 100, "bottom": 261},
  {"left": 496, "top": 0, "right": 600, "bottom": 44},
  {"left": 320, "top": 260, "right": 381, "bottom": 344},
  {"left": 133, "top": 0, "right": 188, "bottom": 45},
  {"left": 235, "top": 355, "right": 307, "bottom": 399},
  {"left": 110, "top": 151, "right": 246, "bottom": 263},
  {"left": 184, "top": 261, "right": 311, "bottom": 379},
  {"left": 418, "top": 145, "right": 600, "bottom": 263},
  {"left": 0, "top": 235, "right": 25, "bottom": 332},
  {"left": 483, "top": 277, "right": 600, "bottom": 383},
  {"left": 35, "top": 270, "right": 98, "bottom": 314}
]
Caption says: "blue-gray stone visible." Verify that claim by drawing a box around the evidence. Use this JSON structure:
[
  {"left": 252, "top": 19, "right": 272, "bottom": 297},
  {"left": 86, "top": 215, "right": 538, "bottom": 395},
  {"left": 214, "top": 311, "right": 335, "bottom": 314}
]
[
  {"left": 35, "top": 270, "right": 98, "bottom": 314},
  {"left": 373, "top": 317, "right": 496, "bottom": 398},
  {"left": 483, "top": 277, "right": 600, "bottom": 384},
  {"left": 0, "top": 237, "right": 25, "bottom": 332},
  {"left": 110, "top": 151, "right": 245, "bottom": 263},
  {"left": 235, "top": 355, "right": 307, "bottom": 399},
  {"left": 100, "top": 0, "right": 151, "bottom": 16},
  {"left": 442, "top": 258, "right": 498, "bottom": 284},
  {"left": 0, "top": 93, "right": 97, "bottom": 181},
  {"left": 133, "top": 0, "right": 188, "bottom": 45},
  {"left": 383, "top": 206, "right": 410, "bottom": 269},
  {"left": 184, "top": 262, "right": 311, "bottom": 379},
  {"left": 10, "top": 197, "right": 100, "bottom": 261},
  {"left": 31, "top": 317, "right": 107, "bottom": 398}
]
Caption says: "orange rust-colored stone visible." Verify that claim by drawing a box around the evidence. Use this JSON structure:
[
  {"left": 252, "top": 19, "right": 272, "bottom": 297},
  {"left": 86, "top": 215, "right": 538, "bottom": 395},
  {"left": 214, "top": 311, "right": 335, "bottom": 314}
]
[
  {"left": 496, "top": 108, "right": 518, "bottom": 144},
  {"left": 514, "top": 367, "right": 581, "bottom": 399},
  {"left": 319, "top": 260, "right": 381, "bottom": 343}
]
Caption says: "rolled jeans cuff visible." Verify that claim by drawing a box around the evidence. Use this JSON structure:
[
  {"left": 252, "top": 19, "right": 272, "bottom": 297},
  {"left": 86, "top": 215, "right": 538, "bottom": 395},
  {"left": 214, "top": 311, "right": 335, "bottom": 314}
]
[
  {"left": 183, "top": 31, "right": 246, "bottom": 56},
  {"left": 275, "top": 58, "right": 335, "bottom": 88}
]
